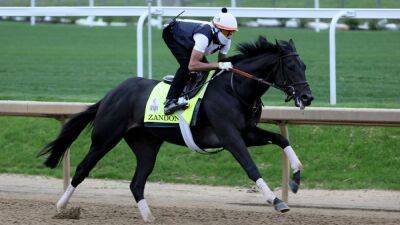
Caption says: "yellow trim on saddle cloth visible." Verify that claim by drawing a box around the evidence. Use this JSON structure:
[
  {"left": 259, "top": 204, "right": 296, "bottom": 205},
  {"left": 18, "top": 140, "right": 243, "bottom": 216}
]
[{"left": 144, "top": 74, "right": 212, "bottom": 126}]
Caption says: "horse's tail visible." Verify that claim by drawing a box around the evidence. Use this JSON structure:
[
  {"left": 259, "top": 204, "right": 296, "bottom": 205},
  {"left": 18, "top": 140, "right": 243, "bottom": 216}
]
[{"left": 38, "top": 101, "right": 101, "bottom": 168}]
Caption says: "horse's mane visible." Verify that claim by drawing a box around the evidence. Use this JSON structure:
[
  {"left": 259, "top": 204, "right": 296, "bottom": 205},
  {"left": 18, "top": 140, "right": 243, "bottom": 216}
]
[{"left": 226, "top": 36, "right": 293, "bottom": 63}]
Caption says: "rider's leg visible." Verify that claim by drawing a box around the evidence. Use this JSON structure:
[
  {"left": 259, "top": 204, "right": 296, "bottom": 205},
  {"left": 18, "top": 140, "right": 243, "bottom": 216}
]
[
  {"left": 164, "top": 65, "right": 190, "bottom": 115},
  {"left": 162, "top": 30, "right": 191, "bottom": 115},
  {"left": 166, "top": 66, "right": 189, "bottom": 100}
]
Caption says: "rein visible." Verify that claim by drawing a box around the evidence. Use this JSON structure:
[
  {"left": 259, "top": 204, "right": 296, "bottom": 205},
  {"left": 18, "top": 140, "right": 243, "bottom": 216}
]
[{"left": 230, "top": 68, "right": 281, "bottom": 91}]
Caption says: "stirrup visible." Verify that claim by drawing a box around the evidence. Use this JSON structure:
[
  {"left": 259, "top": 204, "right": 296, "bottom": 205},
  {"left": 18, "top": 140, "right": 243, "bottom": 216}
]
[
  {"left": 163, "top": 75, "right": 174, "bottom": 84},
  {"left": 164, "top": 98, "right": 189, "bottom": 115},
  {"left": 177, "top": 97, "right": 189, "bottom": 105}
]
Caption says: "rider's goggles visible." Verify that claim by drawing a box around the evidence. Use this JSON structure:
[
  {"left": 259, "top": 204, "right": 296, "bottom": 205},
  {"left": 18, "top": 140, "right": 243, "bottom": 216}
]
[{"left": 221, "top": 29, "right": 235, "bottom": 37}]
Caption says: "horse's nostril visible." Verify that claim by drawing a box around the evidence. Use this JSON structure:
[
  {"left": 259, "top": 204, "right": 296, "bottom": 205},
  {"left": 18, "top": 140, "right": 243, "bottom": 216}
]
[
  {"left": 301, "top": 95, "right": 309, "bottom": 101},
  {"left": 301, "top": 94, "right": 314, "bottom": 105}
]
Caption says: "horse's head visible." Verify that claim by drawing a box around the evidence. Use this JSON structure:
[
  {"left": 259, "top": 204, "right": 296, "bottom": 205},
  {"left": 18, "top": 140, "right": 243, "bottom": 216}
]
[
  {"left": 273, "top": 39, "right": 314, "bottom": 109},
  {"left": 231, "top": 36, "right": 313, "bottom": 109}
]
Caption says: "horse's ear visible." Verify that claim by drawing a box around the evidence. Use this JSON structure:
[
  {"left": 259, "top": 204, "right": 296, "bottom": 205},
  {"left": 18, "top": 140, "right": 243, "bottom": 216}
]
[
  {"left": 259, "top": 36, "right": 268, "bottom": 44},
  {"left": 289, "top": 38, "right": 294, "bottom": 46},
  {"left": 289, "top": 38, "right": 297, "bottom": 51},
  {"left": 275, "top": 39, "right": 283, "bottom": 51}
]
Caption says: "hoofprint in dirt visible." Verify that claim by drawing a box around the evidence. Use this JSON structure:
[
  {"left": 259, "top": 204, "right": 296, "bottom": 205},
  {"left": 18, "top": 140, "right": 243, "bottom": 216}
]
[{"left": 0, "top": 174, "right": 399, "bottom": 225}]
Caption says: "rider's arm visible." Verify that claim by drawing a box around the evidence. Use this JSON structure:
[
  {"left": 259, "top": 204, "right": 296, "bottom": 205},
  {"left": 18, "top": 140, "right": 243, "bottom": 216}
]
[
  {"left": 188, "top": 34, "right": 218, "bottom": 71},
  {"left": 188, "top": 50, "right": 219, "bottom": 72}
]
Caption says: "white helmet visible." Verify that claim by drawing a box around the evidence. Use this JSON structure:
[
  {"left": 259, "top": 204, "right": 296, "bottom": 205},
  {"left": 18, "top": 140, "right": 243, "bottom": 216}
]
[{"left": 212, "top": 8, "right": 238, "bottom": 31}]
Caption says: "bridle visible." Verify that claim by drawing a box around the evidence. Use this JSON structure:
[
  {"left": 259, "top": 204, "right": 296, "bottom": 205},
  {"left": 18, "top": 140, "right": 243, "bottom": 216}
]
[{"left": 230, "top": 52, "right": 309, "bottom": 104}]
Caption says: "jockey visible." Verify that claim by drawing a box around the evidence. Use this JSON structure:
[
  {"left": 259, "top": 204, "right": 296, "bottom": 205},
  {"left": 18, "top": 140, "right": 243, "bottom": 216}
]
[{"left": 162, "top": 7, "right": 238, "bottom": 115}]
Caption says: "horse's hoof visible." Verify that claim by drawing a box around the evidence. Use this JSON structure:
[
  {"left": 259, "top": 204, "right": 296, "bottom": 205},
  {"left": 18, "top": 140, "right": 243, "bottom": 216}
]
[
  {"left": 273, "top": 198, "right": 290, "bottom": 213},
  {"left": 143, "top": 214, "right": 155, "bottom": 223},
  {"left": 293, "top": 170, "right": 301, "bottom": 183},
  {"left": 289, "top": 179, "right": 299, "bottom": 194},
  {"left": 289, "top": 170, "right": 301, "bottom": 193},
  {"left": 138, "top": 199, "right": 155, "bottom": 223},
  {"left": 56, "top": 184, "right": 75, "bottom": 212},
  {"left": 56, "top": 201, "right": 67, "bottom": 212}
]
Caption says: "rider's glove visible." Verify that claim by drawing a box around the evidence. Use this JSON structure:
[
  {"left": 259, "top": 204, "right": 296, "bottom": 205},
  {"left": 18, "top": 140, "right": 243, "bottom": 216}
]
[{"left": 218, "top": 62, "right": 233, "bottom": 71}]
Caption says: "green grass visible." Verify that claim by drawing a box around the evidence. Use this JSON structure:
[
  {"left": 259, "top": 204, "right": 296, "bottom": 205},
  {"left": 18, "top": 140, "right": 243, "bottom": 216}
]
[
  {"left": 1, "top": 118, "right": 399, "bottom": 189},
  {"left": 0, "top": 22, "right": 399, "bottom": 190},
  {"left": 1, "top": 22, "right": 399, "bottom": 106}
]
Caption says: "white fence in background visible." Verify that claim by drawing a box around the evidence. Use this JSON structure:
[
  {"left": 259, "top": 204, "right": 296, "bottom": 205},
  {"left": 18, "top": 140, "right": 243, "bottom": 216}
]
[{"left": 0, "top": 7, "right": 399, "bottom": 104}]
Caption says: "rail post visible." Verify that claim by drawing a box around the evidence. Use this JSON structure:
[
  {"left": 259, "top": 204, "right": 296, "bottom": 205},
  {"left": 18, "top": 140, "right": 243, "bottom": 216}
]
[
  {"left": 147, "top": 0, "right": 153, "bottom": 79},
  {"left": 137, "top": 7, "right": 163, "bottom": 78},
  {"left": 329, "top": 10, "right": 355, "bottom": 105},
  {"left": 30, "top": 0, "right": 35, "bottom": 26},
  {"left": 279, "top": 122, "right": 290, "bottom": 202},
  {"left": 58, "top": 117, "right": 70, "bottom": 191},
  {"left": 137, "top": 11, "right": 148, "bottom": 78}
]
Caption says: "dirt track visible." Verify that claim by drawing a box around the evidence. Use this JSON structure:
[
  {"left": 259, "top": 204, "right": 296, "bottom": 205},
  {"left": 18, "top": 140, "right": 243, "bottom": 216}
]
[{"left": 1, "top": 174, "right": 399, "bottom": 225}]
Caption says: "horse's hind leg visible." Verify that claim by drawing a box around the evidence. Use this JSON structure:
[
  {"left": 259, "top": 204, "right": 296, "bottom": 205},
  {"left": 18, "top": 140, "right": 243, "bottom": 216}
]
[
  {"left": 56, "top": 121, "right": 126, "bottom": 211},
  {"left": 124, "top": 129, "right": 162, "bottom": 222}
]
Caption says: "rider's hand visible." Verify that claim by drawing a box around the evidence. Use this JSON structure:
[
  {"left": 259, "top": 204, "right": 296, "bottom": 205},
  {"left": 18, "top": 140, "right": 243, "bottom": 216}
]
[{"left": 218, "top": 62, "right": 233, "bottom": 70}]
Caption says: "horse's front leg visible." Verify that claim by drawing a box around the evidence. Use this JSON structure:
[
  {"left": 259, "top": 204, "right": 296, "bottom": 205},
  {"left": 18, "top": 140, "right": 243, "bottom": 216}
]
[
  {"left": 244, "top": 127, "right": 302, "bottom": 193},
  {"left": 209, "top": 124, "right": 289, "bottom": 212}
]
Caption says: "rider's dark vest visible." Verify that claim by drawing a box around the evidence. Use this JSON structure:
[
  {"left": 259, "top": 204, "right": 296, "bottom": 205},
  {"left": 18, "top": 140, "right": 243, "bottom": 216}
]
[{"left": 170, "top": 21, "right": 223, "bottom": 53}]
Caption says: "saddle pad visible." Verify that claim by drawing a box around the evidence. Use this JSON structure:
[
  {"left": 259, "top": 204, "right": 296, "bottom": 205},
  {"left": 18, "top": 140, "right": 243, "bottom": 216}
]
[{"left": 144, "top": 74, "right": 211, "bottom": 127}]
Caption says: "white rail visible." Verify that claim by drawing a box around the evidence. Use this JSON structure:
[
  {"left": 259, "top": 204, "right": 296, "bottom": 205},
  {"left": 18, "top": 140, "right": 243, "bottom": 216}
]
[
  {"left": 0, "top": 7, "right": 399, "bottom": 104},
  {"left": 1, "top": 100, "right": 399, "bottom": 201},
  {"left": 2, "top": 7, "right": 399, "bottom": 18}
]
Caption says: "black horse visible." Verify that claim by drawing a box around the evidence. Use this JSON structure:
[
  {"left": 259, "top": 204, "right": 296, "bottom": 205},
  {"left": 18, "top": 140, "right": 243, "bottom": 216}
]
[{"left": 39, "top": 36, "right": 313, "bottom": 222}]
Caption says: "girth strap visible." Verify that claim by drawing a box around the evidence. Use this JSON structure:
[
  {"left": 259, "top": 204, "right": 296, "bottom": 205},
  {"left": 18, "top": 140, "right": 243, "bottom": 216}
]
[{"left": 177, "top": 112, "right": 224, "bottom": 154}]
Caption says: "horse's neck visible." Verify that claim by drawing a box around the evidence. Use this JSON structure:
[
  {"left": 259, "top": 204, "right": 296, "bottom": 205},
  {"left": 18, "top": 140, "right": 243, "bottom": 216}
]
[
  {"left": 231, "top": 56, "right": 277, "bottom": 104},
  {"left": 232, "top": 74, "right": 258, "bottom": 98}
]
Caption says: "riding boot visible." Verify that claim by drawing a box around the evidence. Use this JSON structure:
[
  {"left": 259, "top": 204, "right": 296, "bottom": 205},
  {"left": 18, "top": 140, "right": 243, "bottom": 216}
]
[{"left": 164, "top": 98, "right": 189, "bottom": 115}]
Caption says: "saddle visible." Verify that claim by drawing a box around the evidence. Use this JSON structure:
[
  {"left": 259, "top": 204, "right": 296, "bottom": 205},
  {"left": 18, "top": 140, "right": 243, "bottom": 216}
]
[
  {"left": 162, "top": 71, "right": 209, "bottom": 99},
  {"left": 144, "top": 71, "right": 212, "bottom": 127}
]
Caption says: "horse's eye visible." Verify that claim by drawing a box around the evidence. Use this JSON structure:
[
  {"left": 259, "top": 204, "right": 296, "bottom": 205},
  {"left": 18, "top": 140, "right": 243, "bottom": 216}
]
[{"left": 288, "top": 65, "right": 296, "bottom": 71}]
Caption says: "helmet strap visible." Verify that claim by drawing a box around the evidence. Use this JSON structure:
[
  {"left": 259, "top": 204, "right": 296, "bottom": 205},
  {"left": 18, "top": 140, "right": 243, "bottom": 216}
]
[{"left": 211, "top": 27, "right": 222, "bottom": 45}]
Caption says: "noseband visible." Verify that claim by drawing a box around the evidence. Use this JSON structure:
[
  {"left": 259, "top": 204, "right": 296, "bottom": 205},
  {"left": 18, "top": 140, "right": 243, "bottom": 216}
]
[{"left": 230, "top": 52, "right": 309, "bottom": 103}]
